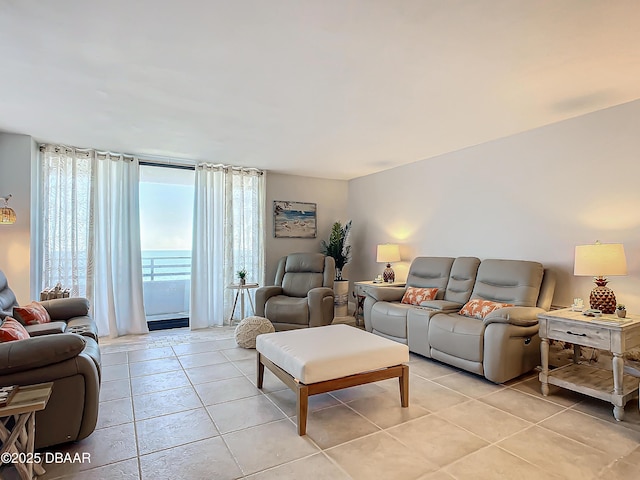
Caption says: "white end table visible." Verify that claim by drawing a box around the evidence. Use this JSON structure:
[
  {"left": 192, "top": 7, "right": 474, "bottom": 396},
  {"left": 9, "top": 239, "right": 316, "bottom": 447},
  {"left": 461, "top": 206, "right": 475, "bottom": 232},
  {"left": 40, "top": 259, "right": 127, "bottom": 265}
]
[
  {"left": 227, "top": 282, "right": 259, "bottom": 324},
  {"left": 0, "top": 382, "right": 53, "bottom": 480},
  {"left": 538, "top": 308, "right": 640, "bottom": 421}
]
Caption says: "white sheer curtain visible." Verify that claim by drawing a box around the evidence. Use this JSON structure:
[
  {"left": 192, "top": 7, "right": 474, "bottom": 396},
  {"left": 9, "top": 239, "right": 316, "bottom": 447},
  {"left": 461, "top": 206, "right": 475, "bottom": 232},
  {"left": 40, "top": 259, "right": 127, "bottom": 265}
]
[
  {"left": 89, "top": 153, "right": 148, "bottom": 337},
  {"left": 41, "top": 146, "right": 92, "bottom": 297},
  {"left": 40, "top": 145, "right": 148, "bottom": 338},
  {"left": 190, "top": 164, "right": 265, "bottom": 329}
]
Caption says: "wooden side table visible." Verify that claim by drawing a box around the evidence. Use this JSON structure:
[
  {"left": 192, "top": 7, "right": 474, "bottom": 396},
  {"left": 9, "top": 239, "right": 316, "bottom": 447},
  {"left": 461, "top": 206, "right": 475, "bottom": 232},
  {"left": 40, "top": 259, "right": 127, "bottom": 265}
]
[
  {"left": 0, "top": 382, "right": 53, "bottom": 480},
  {"left": 227, "top": 283, "right": 259, "bottom": 324},
  {"left": 538, "top": 308, "right": 640, "bottom": 421}
]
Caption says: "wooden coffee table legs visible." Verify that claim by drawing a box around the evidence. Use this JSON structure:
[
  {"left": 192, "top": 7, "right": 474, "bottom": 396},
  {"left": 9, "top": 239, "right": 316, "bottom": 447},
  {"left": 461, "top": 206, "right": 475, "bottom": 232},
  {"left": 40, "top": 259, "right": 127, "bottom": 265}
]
[{"left": 257, "top": 352, "right": 409, "bottom": 435}]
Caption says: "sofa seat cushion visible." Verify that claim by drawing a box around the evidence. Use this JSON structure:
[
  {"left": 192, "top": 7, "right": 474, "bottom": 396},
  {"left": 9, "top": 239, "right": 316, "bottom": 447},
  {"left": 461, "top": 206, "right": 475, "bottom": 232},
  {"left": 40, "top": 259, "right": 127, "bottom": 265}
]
[
  {"left": 428, "top": 313, "right": 485, "bottom": 363},
  {"left": 25, "top": 321, "right": 67, "bottom": 337},
  {"left": 265, "top": 296, "right": 309, "bottom": 325},
  {"left": 371, "top": 302, "right": 414, "bottom": 339}
]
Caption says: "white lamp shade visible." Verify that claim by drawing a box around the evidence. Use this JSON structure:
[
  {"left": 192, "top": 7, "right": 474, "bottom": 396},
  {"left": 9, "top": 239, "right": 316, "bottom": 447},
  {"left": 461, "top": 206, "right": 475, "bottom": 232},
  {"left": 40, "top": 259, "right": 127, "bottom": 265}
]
[
  {"left": 574, "top": 243, "right": 627, "bottom": 276},
  {"left": 376, "top": 244, "right": 400, "bottom": 263}
]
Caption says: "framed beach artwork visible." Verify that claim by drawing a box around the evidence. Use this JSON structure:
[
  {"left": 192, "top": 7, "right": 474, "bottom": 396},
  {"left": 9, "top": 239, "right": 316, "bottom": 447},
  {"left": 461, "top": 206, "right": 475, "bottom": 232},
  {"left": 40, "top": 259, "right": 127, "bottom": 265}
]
[{"left": 273, "top": 201, "right": 317, "bottom": 238}]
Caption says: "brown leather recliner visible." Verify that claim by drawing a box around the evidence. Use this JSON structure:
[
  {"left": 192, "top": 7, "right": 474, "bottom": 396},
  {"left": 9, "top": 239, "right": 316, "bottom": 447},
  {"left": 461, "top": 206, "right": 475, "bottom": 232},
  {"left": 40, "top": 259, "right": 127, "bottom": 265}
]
[
  {"left": 0, "top": 270, "right": 101, "bottom": 448},
  {"left": 255, "top": 253, "right": 335, "bottom": 331}
]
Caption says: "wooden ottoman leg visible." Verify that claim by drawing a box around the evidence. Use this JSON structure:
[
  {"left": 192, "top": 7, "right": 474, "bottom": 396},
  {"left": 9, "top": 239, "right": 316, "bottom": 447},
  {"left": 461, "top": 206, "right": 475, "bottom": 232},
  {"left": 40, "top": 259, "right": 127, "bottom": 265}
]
[
  {"left": 257, "top": 353, "right": 265, "bottom": 389},
  {"left": 399, "top": 364, "right": 409, "bottom": 407},
  {"left": 296, "top": 383, "right": 309, "bottom": 436}
]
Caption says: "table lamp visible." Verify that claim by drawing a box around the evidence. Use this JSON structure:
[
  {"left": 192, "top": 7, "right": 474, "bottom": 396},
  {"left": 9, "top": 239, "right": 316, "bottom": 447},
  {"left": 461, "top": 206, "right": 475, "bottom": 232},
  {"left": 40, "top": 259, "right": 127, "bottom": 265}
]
[
  {"left": 0, "top": 194, "right": 16, "bottom": 225},
  {"left": 377, "top": 244, "right": 400, "bottom": 283},
  {"left": 574, "top": 241, "right": 627, "bottom": 314}
]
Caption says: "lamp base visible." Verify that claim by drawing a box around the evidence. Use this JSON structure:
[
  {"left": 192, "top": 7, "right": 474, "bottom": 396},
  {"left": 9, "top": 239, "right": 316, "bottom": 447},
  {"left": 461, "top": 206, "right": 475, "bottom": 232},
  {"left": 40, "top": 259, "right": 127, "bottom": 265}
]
[
  {"left": 589, "top": 278, "right": 616, "bottom": 314},
  {"left": 383, "top": 264, "right": 395, "bottom": 283}
]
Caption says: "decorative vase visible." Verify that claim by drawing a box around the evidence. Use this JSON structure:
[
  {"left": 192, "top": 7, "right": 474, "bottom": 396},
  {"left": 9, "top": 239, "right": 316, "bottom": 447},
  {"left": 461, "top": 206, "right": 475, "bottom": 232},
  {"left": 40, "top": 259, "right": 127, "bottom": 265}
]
[
  {"left": 240, "top": 278, "right": 246, "bottom": 286},
  {"left": 617, "top": 309, "right": 626, "bottom": 318}
]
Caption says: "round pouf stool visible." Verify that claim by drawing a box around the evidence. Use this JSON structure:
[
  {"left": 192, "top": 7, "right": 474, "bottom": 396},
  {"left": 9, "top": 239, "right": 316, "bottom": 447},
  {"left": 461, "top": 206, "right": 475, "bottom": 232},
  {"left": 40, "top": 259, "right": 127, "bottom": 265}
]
[{"left": 235, "top": 316, "right": 275, "bottom": 349}]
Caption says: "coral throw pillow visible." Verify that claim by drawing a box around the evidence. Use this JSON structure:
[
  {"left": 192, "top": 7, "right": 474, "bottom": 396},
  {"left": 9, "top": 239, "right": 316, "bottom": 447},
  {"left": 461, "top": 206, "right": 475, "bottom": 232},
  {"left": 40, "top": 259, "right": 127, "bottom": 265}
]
[
  {"left": 401, "top": 287, "right": 439, "bottom": 305},
  {"left": 459, "top": 299, "right": 514, "bottom": 319},
  {"left": 14, "top": 301, "right": 52, "bottom": 326},
  {"left": 0, "top": 317, "right": 31, "bottom": 342}
]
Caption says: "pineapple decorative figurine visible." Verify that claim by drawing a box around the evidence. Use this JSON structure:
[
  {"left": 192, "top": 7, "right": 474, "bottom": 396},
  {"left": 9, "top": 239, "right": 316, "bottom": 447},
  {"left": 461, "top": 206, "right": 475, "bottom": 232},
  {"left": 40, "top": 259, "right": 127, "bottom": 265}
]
[
  {"left": 589, "top": 277, "right": 617, "bottom": 314},
  {"left": 616, "top": 304, "right": 627, "bottom": 318}
]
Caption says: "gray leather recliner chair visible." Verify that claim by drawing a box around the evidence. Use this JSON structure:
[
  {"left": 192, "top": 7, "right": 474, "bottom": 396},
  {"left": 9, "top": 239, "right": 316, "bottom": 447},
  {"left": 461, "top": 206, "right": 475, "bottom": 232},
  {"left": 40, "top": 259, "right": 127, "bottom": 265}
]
[
  {"left": 255, "top": 253, "right": 335, "bottom": 331},
  {"left": 0, "top": 270, "right": 101, "bottom": 448}
]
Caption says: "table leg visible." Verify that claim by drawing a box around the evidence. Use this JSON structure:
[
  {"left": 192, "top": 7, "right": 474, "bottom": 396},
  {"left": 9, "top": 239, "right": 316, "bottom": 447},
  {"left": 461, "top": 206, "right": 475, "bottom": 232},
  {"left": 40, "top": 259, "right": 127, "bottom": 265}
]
[
  {"left": 228, "top": 289, "right": 241, "bottom": 324},
  {"left": 247, "top": 290, "right": 255, "bottom": 316},
  {"left": 540, "top": 338, "right": 549, "bottom": 396},
  {"left": 240, "top": 288, "right": 245, "bottom": 320},
  {"left": 613, "top": 353, "right": 625, "bottom": 421},
  {"left": 399, "top": 364, "right": 409, "bottom": 407},
  {"left": 257, "top": 353, "right": 265, "bottom": 389}
]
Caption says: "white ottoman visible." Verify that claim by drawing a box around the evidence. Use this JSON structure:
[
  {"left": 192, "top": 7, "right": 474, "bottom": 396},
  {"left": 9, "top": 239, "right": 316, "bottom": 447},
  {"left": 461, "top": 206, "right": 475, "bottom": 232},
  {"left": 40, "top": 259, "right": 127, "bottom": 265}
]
[
  {"left": 234, "top": 316, "right": 275, "bottom": 349},
  {"left": 256, "top": 324, "right": 409, "bottom": 435}
]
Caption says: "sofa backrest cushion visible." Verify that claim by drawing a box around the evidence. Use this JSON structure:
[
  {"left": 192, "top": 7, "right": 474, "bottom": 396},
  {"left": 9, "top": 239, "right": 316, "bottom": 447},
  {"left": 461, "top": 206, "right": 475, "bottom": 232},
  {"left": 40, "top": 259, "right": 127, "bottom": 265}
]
[
  {"left": 444, "top": 257, "right": 481, "bottom": 304},
  {"left": 0, "top": 271, "right": 18, "bottom": 321},
  {"left": 407, "top": 257, "right": 455, "bottom": 300},
  {"left": 278, "top": 253, "right": 334, "bottom": 298},
  {"left": 472, "top": 259, "right": 544, "bottom": 307}
]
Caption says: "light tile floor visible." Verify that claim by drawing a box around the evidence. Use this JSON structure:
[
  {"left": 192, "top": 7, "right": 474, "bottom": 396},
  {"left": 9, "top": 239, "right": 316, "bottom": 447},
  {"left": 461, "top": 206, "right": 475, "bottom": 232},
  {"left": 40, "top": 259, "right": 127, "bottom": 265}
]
[{"left": 4, "top": 326, "right": 640, "bottom": 480}]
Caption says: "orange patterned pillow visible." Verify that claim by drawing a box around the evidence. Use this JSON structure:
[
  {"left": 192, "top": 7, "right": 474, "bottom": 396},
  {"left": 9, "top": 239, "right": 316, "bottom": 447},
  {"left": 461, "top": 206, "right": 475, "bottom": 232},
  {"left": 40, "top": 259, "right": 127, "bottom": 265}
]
[
  {"left": 13, "top": 301, "right": 52, "bottom": 326},
  {"left": 459, "top": 299, "right": 513, "bottom": 319},
  {"left": 0, "top": 317, "right": 31, "bottom": 342},
  {"left": 401, "top": 287, "right": 439, "bottom": 305}
]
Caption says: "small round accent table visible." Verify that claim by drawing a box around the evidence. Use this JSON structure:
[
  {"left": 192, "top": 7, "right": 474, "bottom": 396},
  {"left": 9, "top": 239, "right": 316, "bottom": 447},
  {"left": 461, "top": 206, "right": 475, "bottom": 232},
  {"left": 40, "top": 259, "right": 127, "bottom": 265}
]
[
  {"left": 227, "top": 282, "right": 259, "bottom": 325},
  {"left": 235, "top": 316, "right": 275, "bottom": 348}
]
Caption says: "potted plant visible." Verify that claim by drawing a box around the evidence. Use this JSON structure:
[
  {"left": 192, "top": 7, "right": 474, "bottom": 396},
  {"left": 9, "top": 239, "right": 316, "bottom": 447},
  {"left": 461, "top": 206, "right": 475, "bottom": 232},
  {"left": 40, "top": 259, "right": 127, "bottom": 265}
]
[
  {"left": 237, "top": 268, "right": 247, "bottom": 286},
  {"left": 321, "top": 220, "right": 352, "bottom": 281},
  {"left": 321, "top": 221, "right": 352, "bottom": 316},
  {"left": 616, "top": 304, "right": 626, "bottom": 318}
]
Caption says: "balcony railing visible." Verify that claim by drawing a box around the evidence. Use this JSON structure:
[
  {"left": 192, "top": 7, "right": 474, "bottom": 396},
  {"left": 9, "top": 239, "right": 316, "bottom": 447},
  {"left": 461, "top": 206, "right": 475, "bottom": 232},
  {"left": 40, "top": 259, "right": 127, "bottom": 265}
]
[{"left": 142, "top": 254, "right": 191, "bottom": 321}]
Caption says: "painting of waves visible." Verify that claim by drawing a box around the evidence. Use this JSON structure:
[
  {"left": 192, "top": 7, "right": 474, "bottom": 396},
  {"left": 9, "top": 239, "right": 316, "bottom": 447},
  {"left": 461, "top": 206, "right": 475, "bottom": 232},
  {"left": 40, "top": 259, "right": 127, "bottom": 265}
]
[{"left": 274, "top": 200, "right": 317, "bottom": 238}]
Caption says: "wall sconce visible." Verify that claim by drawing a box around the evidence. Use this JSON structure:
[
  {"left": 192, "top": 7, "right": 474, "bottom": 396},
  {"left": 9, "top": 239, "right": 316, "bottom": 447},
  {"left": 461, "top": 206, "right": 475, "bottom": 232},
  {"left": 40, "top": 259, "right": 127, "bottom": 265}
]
[
  {"left": 377, "top": 243, "right": 401, "bottom": 283},
  {"left": 0, "top": 194, "right": 16, "bottom": 225},
  {"left": 574, "top": 240, "right": 627, "bottom": 314}
]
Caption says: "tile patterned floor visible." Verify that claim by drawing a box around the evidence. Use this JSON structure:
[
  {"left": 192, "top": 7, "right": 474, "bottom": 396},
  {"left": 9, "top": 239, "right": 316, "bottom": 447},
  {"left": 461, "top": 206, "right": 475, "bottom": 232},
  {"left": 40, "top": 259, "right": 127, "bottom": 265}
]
[{"left": 4, "top": 326, "right": 640, "bottom": 479}]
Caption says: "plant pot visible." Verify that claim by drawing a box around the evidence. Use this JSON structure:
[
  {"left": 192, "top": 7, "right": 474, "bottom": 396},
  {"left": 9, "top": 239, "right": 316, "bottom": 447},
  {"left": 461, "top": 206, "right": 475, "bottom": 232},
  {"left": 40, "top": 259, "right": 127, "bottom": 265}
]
[
  {"left": 334, "top": 280, "right": 349, "bottom": 317},
  {"left": 240, "top": 278, "right": 246, "bottom": 286},
  {"left": 616, "top": 309, "right": 626, "bottom": 318}
]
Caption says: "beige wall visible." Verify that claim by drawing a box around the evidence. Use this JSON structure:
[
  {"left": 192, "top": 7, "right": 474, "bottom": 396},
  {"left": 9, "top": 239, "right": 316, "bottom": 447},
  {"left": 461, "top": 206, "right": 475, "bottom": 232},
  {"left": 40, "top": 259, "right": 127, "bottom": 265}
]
[
  {"left": 0, "top": 133, "right": 36, "bottom": 304},
  {"left": 348, "top": 99, "right": 640, "bottom": 312},
  {"left": 265, "top": 173, "right": 349, "bottom": 283}
]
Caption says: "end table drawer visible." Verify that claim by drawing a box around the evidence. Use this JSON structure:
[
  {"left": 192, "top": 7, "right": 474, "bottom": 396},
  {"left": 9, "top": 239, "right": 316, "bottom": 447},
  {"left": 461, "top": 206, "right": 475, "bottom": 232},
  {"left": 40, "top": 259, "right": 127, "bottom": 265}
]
[{"left": 547, "top": 320, "right": 611, "bottom": 349}]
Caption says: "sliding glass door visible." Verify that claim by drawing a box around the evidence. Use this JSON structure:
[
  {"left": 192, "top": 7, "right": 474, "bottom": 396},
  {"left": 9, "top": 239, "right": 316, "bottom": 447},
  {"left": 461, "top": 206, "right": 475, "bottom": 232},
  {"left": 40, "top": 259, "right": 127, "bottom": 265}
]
[{"left": 139, "top": 164, "right": 194, "bottom": 330}]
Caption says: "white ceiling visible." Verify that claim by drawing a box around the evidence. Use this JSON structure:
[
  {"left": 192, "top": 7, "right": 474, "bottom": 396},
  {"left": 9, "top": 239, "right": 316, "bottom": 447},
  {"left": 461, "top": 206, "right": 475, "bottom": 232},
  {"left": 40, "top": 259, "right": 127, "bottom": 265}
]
[{"left": 1, "top": 1, "right": 639, "bottom": 180}]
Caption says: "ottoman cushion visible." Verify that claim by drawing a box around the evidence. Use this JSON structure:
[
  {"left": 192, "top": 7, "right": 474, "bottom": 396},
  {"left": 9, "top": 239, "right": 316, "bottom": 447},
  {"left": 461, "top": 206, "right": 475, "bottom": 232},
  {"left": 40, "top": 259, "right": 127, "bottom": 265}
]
[
  {"left": 256, "top": 324, "right": 409, "bottom": 384},
  {"left": 235, "top": 316, "right": 275, "bottom": 349}
]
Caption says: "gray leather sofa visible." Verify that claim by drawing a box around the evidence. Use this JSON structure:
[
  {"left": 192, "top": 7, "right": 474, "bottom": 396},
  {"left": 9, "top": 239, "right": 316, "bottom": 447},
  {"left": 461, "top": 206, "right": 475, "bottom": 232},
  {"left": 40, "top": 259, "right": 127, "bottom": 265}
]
[
  {"left": 364, "top": 257, "right": 556, "bottom": 383},
  {"left": 256, "top": 253, "right": 335, "bottom": 331},
  {"left": 0, "top": 271, "right": 101, "bottom": 448}
]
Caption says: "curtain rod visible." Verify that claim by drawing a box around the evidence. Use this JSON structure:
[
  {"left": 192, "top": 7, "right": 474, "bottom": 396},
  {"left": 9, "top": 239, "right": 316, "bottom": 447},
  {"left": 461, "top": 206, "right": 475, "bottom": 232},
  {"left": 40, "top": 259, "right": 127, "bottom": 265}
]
[{"left": 39, "top": 144, "right": 265, "bottom": 175}]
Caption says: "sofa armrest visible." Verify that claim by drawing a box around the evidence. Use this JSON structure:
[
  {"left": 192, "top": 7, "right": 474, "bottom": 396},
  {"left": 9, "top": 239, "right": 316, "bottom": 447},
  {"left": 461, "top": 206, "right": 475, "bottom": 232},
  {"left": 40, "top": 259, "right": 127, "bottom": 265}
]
[
  {"left": 40, "top": 297, "right": 90, "bottom": 321},
  {"left": 483, "top": 306, "right": 546, "bottom": 327},
  {"left": 367, "top": 286, "right": 405, "bottom": 302},
  {"left": 0, "top": 334, "right": 87, "bottom": 375},
  {"left": 255, "top": 286, "right": 283, "bottom": 316},
  {"left": 419, "top": 300, "right": 463, "bottom": 312}
]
